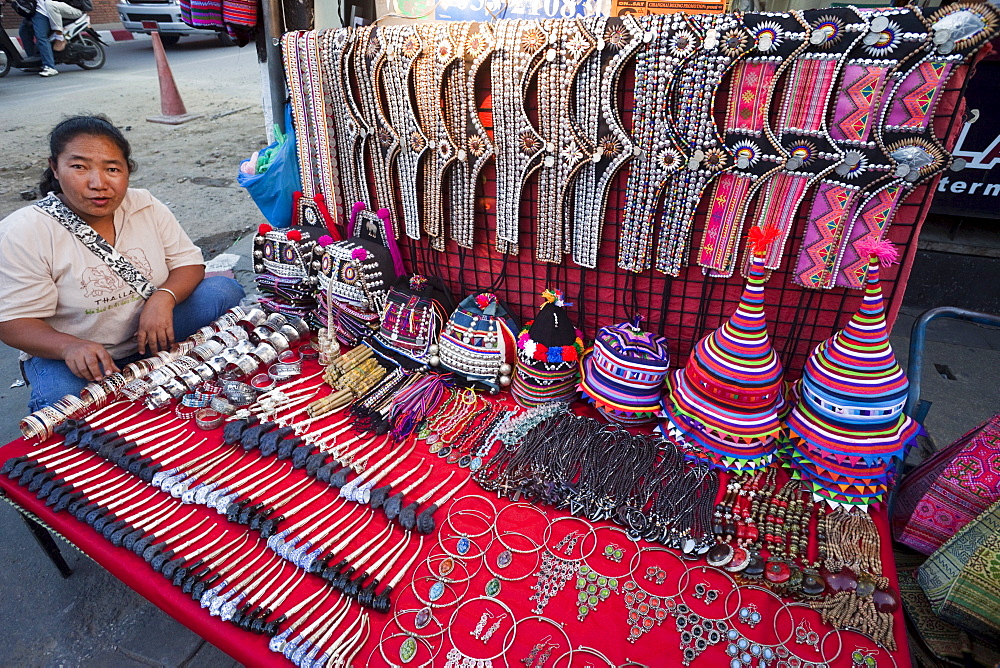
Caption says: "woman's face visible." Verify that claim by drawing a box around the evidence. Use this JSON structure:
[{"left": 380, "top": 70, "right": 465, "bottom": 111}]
[{"left": 49, "top": 134, "right": 130, "bottom": 227}]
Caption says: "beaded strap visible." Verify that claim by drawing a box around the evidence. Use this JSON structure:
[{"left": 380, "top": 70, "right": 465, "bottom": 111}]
[
  {"left": 835, "top": 2, "right": 999, "bottom": 289},
  {"left": 618, "top": 14, "right": 701, "bottom": 273},
  {"left": 321, "top": 28, "right": 369, "bottom": 223},
  {"left": 653, "top": 13, "right": 751, "bottom": 277},
  {"left": 571, "top": 15, "right": 643, "bottom": 270},
  {"left": 792, "top": 8, "right": 928, "bottom": 290},
  {"left": 282, "top": 32, "right": 318, "bottom": 200},
  {"left": 301, "top": 31, "right": 338, "bottom": 211},
  {"left": 354, "top": 26, "right": 400, "bottom": 226},
  {"left": 535, "top": 18, "right": 596, "bottom": 264},
  {"left": 699, "top": 12, "right": 809, "bottom": 278},
  {"left": 740, "top": 8, "right": 867, "bottom": 275},
  {"left": 414, "top": 23, "right": 469, "bottom": 252},
  {"left": 382, "top": 26, "right": 427, "bottom": 241},
  {"left": 492, "top": 19, "right": 550, "bottom": 255},
  {"left": 448, "top": 23, "right": 495, "bottom": 250}
]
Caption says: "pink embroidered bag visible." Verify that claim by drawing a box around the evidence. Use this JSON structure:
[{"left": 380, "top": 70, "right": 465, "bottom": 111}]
[{"left": 892, "top": 415, "right": 1000, "bottom": 555}]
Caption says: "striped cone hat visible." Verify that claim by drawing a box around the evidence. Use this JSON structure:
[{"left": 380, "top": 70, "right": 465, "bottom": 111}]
[
  {"left": 784, "top": 240, "right": 919, "bottom": 505},
  {"left": 664, "top": 228, "right": 787, "bottom": 470}
]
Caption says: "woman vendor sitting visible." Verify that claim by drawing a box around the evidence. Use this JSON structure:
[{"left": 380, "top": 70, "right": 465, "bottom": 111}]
[{"left": 0, "top": 115, "right": 245, "bottom": 411}]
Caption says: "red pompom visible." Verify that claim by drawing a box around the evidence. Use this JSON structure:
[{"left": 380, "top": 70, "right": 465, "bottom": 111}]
[
  {"left": 747, "top": 224, "right": 780, "bottom": 256},
  {"left": 475, "top": 293, "right": 493, "bottom": 310},
  {"left": 258, "top": 223, "right": 273, "bottom": 235},
  {"left": 286, "top": 229, "right": 303, "bottom": 242}
]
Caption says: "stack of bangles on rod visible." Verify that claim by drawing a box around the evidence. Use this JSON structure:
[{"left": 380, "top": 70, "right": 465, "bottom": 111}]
[{"left": 0, "top": 298, "right": 906, "bottom": 666}]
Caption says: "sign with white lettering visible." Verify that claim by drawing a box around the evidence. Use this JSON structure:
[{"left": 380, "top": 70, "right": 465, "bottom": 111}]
[
  {"left": 431, "top": 0, "right": 609, "bottom": 21},
  {"left": 931, "top": 60, "right": 1000, "bottom": 219}
]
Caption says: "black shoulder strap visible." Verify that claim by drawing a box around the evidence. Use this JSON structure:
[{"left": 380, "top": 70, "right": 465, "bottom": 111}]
[{"left": 36, "top": 194, "right": 157, "bottom": 300}]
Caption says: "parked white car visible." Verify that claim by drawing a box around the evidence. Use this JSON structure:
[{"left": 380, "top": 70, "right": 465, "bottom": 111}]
[{"left": 115, "top": 0, "right": 234, "bottom": 46}]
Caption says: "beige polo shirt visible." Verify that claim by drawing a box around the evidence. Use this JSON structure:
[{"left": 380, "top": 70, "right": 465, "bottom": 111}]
[{"left": 0, "top": 188, "right": 204, "bottom": 359}]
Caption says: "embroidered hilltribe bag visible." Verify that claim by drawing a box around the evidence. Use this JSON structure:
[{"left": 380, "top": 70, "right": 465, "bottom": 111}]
[
  {"left": 918, "top": 499, "right": 1000, "bottom": 638},
  {"left": 37, "top": 194, "right": 157, "bottom": 300},
  {"left": 370, "top": 274, "right": 455, "bottom": 368},
  {"left": 892, "top": 414, "right": 1000, "bottom": 555}
]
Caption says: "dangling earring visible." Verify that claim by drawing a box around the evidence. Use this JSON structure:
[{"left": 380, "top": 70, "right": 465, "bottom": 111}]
[
  {"left": 521, "top": 635, "right": 551, "bottom": 666},
  {"left": 535, "top": 642, "right": 556, "bottom": 667},
  {"left": 471, "top": 611, "right": 492, "bottom": 639},
  {"left": 480, "top": 613, "right": 506, "bottom": 642}
]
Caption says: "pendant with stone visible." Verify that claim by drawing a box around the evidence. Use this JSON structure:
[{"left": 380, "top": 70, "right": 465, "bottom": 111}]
[
  {"left": 429, "top": 580, "right": 445, "bottom": 602},
  {"left": 439, "top": 557, "right": 455, "bottom": 577},
  {"left": 496, "top": 549, "right": 513, "bottom": 569},
  {"left": 485, "top": 577, "right": 502, "bottom": 597},
  {"left": 457, "top": 536, "right": 471, "bottom": 556},
  {"left": 414, "top": 606, "right": 432, "bottom": 630},
  {"left": 399, "top": 636, "right": 417, "bottom": 664}
]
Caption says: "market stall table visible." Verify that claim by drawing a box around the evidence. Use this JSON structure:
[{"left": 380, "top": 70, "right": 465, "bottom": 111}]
[{"left": 0, "top": 377, "right": 910, "bottom": 667}]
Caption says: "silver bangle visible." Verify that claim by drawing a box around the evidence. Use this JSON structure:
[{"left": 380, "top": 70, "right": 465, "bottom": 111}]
[{"left": 155, "top": 287, "right": 178, "bottom": 303}]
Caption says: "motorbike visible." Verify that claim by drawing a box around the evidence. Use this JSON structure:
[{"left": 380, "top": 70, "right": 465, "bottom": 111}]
[{"left": 0, "top": 1, "right": 106, "bottom": 77}]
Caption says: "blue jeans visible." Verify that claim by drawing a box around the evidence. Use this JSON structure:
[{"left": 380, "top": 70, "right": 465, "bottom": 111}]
[
  {"left": 19, "top": 12, "right": 55, "bottom": 70},
  {"left": 24, "top": 276, "right": 245, "bottom": 412}
]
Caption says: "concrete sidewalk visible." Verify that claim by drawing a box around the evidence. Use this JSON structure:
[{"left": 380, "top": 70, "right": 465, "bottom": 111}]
[{"left": 0, "top": 231, "right": 997, "bottom": 665}]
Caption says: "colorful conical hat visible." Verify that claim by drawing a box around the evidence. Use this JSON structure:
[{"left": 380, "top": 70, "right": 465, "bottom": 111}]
[
  {"left": 664, "top": 228, "right": 787, "bottom": 469},
  {"left": 784, "top": 241, "right": 918, "bottom": 467}
]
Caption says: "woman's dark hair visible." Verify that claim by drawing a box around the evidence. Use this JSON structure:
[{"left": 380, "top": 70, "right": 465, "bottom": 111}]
[{"left": 40, "top": 115, "right": 138, "bottom": 195}]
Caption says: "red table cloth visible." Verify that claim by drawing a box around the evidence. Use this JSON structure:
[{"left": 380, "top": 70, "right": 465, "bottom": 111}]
[{"left": 0, "top": 384, "right": 910, "bottom": 668}]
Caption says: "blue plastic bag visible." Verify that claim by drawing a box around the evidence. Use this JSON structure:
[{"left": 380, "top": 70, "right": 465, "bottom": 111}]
[{"left": 237, "top": 106, "right": 302, "bottom": 229}]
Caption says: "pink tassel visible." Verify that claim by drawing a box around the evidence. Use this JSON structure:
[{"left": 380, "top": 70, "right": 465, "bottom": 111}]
[
  {"left": 317, "top": 235, "right": 334, "bottom": 247},
  {"left": 347, "top": 202, "right": 366, "bottom": 237},
  {"left": 857, "top": 237, "right": 899, "bottom": 267},
  {"left": 351, "top": 247, "right": 368, "bottom": 261}
]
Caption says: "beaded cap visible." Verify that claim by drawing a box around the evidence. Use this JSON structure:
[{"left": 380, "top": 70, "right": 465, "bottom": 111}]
[
  {"left": 512, "top": 289, "right": 584, "bottom": 408},
  {"left": 371, "top": 274, "right": 454, "bottom": 369},
  {"left": 579, "top": 318, "right": 670, "bottom": 425},
  {"left": 783, "top": 245, "right": 919, "bottom": 506},
  {"left": 662, "top": 240, "right": 787, "bottom": 471},
  {"left": 433, "top": 292, "right": 519, "bottom": 392}
]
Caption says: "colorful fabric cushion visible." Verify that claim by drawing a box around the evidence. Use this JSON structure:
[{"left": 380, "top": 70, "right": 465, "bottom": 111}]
[
  {"left": 894, "top": 414, "right": 1000, "bottom": 555},
  {"left": 918, "top": 499, "right": 1000, "bottom": 638}
]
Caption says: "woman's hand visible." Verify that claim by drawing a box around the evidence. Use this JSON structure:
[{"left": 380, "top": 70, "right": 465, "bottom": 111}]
[
  {"left": 62, "top": 339, "right": 120, "bottom": 381},
  {"left": 136, "top": 291, "right": 175, "bottom": 354}
]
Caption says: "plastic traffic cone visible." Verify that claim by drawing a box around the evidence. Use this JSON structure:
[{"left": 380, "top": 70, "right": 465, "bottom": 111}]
[{"left": 146, "top": 32, "right": 203, "bottom": 125}]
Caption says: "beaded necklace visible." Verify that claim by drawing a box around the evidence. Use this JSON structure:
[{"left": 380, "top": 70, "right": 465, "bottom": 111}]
[
  {"left": 320, "top": 28, "right": 369, "bottom": 223},
  {"left": 618, "top": 13, "right": 701, "bottom": 274},
  {"left": 354, "top": 26, "right": 400, "bottom": 227},
  {"left": 698, "top": 12, "right": 809, "bottom": 278},
  {"left": 298, "top": 30, "right": 340, "bottom": 230},
  {"left": 447, "top": 22, "right": 496, "bottom": 250},
  {"left": 491, "top": 19, "right": 550, "bottom": 255},
  {"left": 833, "top": 2, "right": 998, "bottom": 290},
  {"left": 562, "top": 14, "right": 642, "bottom": 269},
  {"left": 535, "top": 18, "right": 597, "bottom": 264},
  {"left": 792, "top": 8, "right": 928, "bottom": 290},
  {"left": 741, "top": 8, "right": 868, "bottom": 277},
  {"left": 413, "top": 23, "right": 469, "bottom": 252},
  {"left": 381, "top": 25, "right": 427, "bottom": 241},
  {"left": 653, "top": 12, "right": 752, "bottom": 277},
  {"left": 570, "top": 15, "right": 642, "bottom": 269}
]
